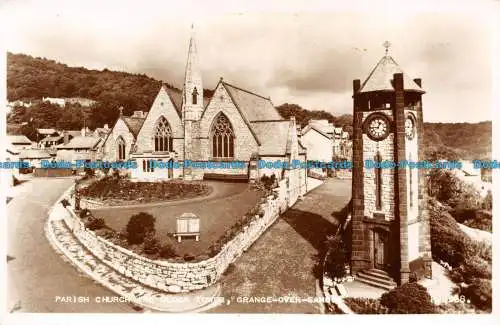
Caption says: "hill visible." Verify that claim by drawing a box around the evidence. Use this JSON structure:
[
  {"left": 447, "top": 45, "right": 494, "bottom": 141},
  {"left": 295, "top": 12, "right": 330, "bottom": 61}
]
[{"left": 7, "top": 53, "right": 491, "bottom": 160}]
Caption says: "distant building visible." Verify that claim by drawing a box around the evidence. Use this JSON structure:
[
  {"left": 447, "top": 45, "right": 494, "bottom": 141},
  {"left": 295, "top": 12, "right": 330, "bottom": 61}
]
[
  {"left": 301, "top": 121, "right": 333, "bottom": 176},
  {"left": 19, "top": 149, "right": 52, "bottom": 169},
  {"left": 7, "top": 135, "right": 33, "bottom": 150},
  {"left": 64, "top": 97, "right": 97, "bottom": 107},
  {"left": 37, "top": 128, "right": 59, "bottom": 138},
  {"left": 453, "top": 160, "right": 491, "bottom": 198},
  {"left": 56, "top": 135, "right": 103, "bottom": 165},
  {"left": 42, "top": 97, "right": 66, "bottom": 107}
]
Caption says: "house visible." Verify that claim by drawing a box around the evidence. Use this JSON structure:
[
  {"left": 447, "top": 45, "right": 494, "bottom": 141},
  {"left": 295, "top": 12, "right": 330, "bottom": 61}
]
[
  {"left": 301, "top": 121, "right": 334, "bottom": 176},
  {"left": 42, "top": 97, "right": 66, "bottom": 107},
  {"left": 19, "top": 148, "right": 52, "bottom": 169},
  {"left": 56, "top": 136, "right": 103, "bottom": 166},
  {"left": 7, "top": 135, "right": 33, "bottom": 150}
]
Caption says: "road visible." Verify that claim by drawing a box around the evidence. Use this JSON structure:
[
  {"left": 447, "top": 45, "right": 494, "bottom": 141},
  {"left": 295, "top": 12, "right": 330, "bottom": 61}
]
[{"left": 6, "top": 177, "right": 136, "bottom": 313}]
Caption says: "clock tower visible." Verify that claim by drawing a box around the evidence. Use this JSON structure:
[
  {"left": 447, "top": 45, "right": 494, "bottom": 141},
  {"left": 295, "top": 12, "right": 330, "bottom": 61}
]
[{"left": 350, "top": 43, "right": 432, "bottom": 285}]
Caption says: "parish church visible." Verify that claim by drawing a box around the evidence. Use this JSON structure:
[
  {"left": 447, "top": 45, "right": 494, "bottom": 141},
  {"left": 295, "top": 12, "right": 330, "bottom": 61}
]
[{"left": 102, "top": 27, "right": 307, "bottom": 196}]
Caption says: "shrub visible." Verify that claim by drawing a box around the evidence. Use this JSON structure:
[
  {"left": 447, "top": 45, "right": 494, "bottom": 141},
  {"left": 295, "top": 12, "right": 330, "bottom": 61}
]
[
  {"left": 430, "top": 204, "right": 468, "bottom": 267},
  {"left": 344, "top": 298, "right": 389, "bottom": 314},
  {"left": 436, "top": 302, "right": 476, "bottom": 314},
  {"left": 85, "top": 217, "right": 106, "bottom": 230},
  {"left": 380, "top": 282, "right": 435, "bottom": 314},
  {"left": 60, "top": 198, "right": 70, "bottom": 208},
  {"left": 143, "top": 232, "right": 161, "bottom": 255},
  {"left": 465, "top": 240, "right": 492, "bottom": 262},
  {"left": 260, "top": 174, "right": 277, "bottom": 190},
  {"left": 409, "top": 258, "right": 427, "bottom": 283},
  {"left": 324, "top": 235, "right": 347, "bottom": 280},
  {"left": 79, "top": 208, "right": 91, "bottom": 219},
  {"left": 159, "top": 241, "right": 178, "bottom": 259},
  {"left": 461, "top": 279, "right": 492, "bottom": 311},
  {"left": 126, "top": 212, "right": 156, "bottom": 245},
  {"left": 450, "top": 256, "right": 491, "bottom": 284}
]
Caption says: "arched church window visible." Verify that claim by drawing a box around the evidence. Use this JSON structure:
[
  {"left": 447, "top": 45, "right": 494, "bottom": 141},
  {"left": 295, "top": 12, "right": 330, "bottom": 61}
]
[
  {"left": 375, "top": 152, "right": 382, "bottom": 210},
  {"left": 154, "top": 116, "right": 173, "bottom": 152},
  {"left": 117, "top": 136, "right": 126, "bottom": 161},
  {"left": 211, "top": 114, "right": 234, "bottom": 159},
  {"left": 192, "top": 87, "right": 198, "bottom": 105}
]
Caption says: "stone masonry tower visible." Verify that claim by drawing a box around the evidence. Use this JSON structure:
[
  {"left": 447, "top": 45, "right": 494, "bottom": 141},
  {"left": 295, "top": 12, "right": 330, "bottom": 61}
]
[
  {"left": 182, "top": 24, "right": 203, "bottom": 180},
  {"left": 350, "top": 43, "right": 432, "bottom": 285}
]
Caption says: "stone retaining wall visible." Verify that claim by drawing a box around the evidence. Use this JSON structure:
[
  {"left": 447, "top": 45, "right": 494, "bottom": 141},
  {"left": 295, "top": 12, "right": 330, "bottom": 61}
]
[
  {"left": 79, "top": 198, "right": 106, "bottom": 209},
  {"left": 59, "top": 179, "right": 291, "bottom": 293}
]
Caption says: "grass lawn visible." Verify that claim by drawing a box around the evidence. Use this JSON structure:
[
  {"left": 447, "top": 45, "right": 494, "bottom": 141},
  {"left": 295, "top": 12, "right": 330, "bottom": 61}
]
[{"left": 91, "top": 181, "right": 262, "bottom": 258}]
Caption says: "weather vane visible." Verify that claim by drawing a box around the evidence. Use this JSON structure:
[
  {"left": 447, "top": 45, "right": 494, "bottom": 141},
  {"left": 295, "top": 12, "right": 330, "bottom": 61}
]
[{"left": 383, "top": 41, "right": 391, "bottom": 56}]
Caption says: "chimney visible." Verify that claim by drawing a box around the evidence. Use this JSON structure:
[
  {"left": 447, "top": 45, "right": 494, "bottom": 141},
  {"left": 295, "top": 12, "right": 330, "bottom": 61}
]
[
  {"left": 63, "top": 131, "right": 69, "bottom": 144},
  {"left": 81, "top": 128, "right": 85, "bottom": 137},
  {"left": 104, "top": 124, "right": 109, "bottom": 130}
]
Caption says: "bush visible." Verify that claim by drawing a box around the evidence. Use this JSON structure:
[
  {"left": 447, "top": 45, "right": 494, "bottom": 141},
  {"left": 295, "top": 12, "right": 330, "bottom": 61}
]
[
  {"left": 126, "top": 212, "right": 156, "bottom": 245},
  {"left": 450, "top": 256, "right": 492, "bottom": 284},
  {"left": 465, "top": 240, "right": 492, "bottom": 262},
  {"left": 344, "top": 298, "right": 389, "bottom": 314},
  {"left": 380, "top": 282, "right": 435, "bottom": 314},
  {"left": 159, "top": 240, "right": 178, "bottom": 259},
  {"left": 143, "top": 233, "right": 161, "bottom": 255},
  {"left": 461, "top": 279, "right": 492, "bottom": 311},
  {"left": 409, "top": 258, "right": 427, "bottom": 283},
  {"left": 79, "top": 208, "right": 91, "bottom": 219},
  {"left": 60, "top": 198, "right": 70, "bottom": 208},
  {"left": 324, "top": 235, "right": 347, "bottom": 280},
  {"left": 430, "top": 203, "right": 468, "bottom": 267},
  {"left": 85, "top": 217, "right": 106, "bottom": 230},
  {"left": 260, "top": 174, "right": 276, "bottom": 190}
]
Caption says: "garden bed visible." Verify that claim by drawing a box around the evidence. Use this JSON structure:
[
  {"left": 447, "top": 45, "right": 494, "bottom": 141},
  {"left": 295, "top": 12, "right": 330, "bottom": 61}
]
[{"left": 78, "top": 176, "right": 212, "bottom": 205}]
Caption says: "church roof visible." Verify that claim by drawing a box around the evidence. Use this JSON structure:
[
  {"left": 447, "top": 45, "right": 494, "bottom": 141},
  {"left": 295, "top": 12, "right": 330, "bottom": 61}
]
[
  {"left": 359, "top": 55, "right": 424, "bottom": 93},
  {"left": 122, "top": 116, "right": 146, "bottom": 137},
  {"left": 223, "top": 82, "right": 282, "bottom": 122},
  {"left": 251, "top": 120, "right": 292, "bottom": 156}
]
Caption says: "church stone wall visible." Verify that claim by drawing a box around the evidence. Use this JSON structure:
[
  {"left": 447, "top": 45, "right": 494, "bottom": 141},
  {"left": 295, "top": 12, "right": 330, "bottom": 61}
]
[
  {"left": 198, "top": 84, "right": 258, "bottom": 162},
  {"left": 103, "top": 119, "right": 135, "bottom": 161},
  {"left": 135, "top": 87, "right": 184, "bottom": 156}
]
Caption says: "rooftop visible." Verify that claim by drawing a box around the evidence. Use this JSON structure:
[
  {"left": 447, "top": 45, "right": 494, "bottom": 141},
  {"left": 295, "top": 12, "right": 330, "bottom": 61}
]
[{"left": 359, "top": 55, "right": 424, "bottom": 93}]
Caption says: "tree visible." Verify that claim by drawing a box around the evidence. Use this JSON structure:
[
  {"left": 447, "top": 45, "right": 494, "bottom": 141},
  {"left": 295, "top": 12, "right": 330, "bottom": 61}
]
[{"left": 125, "top": 212, "right": 156, "bottom": 245}]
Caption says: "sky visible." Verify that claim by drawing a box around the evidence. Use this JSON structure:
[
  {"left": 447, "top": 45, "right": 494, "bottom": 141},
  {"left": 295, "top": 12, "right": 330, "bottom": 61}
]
[{"left": 0, "top": 0, "right": 497, "bottom": 122}]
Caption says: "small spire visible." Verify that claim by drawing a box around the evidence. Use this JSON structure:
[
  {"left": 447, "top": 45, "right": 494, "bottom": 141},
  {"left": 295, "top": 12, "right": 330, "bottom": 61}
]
[
  {"left": 383, "top": 40, "right": 391, "bottom": 56},
  {"left": 118, "top": 106, "right": 123, "bottom": 117}
]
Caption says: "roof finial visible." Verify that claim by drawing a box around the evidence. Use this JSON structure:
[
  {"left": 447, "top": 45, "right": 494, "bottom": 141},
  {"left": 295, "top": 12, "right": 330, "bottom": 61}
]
[
  {"left": 383, "top": 40, "right": 391, "bottom": 56},
  {"left": 118, "top": 106, "right": 123, "bottom": 117}
]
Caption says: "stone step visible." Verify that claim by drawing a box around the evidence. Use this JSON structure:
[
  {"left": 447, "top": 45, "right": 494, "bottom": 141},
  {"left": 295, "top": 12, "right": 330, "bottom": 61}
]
[
  {"left": 358, "top": 269, "right": 395, "bottom": 283},
  {"left": 355, "top": 276, "right": 396, "bottom": 291},
  {"left": 365, "top": 268, "right": 391, "bottom": 276},
  {"left": 357, "top": 272, "right": 396, "bottom": 287}
]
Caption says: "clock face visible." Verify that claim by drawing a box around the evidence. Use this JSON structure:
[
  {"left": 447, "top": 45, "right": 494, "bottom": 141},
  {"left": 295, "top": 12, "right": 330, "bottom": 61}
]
[
  {"left": 405, "top": 117, "right": 415, "bottom": 139},
  {"left": 368, "top": 117, "right": 389, "bottom": 140}
]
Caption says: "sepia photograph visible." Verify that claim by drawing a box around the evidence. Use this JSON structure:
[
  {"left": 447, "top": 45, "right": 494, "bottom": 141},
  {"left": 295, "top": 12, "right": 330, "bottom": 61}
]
[{"left": 0, "top": 0, "right": 498, "bottom": 323}]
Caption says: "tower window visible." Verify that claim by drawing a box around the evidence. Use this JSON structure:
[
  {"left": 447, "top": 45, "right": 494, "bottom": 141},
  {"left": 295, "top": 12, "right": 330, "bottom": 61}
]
[
  {"left": 375, "top": 152, "right": 382, "bottom": 210},
  {"left": 211, "top": 113, "right": 234, "bottom": 159},
  {"left": 192, "top": 87, "right": 198, "bottom": 105},
  {"left": 153, "top": 116, "right": 173, "bottom": 152}
]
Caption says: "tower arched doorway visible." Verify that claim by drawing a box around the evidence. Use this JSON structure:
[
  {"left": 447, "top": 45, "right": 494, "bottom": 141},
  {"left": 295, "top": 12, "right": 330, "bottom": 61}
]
[{"left": 372, "top": 228, "right": 390, "bottom": 270}]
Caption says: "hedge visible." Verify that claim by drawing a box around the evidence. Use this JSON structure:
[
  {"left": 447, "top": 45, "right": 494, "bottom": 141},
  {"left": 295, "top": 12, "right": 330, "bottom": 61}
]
[{"left": 380, "top": 282, "right": 435, "bottom": 314}]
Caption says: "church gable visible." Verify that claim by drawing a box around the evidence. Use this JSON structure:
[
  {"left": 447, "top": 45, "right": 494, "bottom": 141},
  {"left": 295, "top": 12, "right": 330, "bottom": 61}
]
[
  {"left": 198, "top": 82, "right": 259, "bottom": 161},
  {"left": 103, "top": 118, "right": 136, "bottom": 161},
  {"left": 135, "top": 85, "right": 183, "bottom": 153}
]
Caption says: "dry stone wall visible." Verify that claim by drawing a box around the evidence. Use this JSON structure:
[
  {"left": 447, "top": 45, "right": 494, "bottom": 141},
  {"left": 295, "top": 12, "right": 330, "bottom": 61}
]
[{"left": 60, "top": 180, "right": 292, "bottom": 293}]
